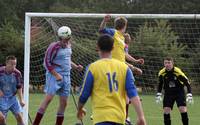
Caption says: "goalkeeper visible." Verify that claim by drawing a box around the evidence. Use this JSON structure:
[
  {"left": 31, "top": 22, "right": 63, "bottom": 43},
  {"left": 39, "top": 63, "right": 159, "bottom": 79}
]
[{"left": 156, "top": 57, "right": 193, "bottom": 125}]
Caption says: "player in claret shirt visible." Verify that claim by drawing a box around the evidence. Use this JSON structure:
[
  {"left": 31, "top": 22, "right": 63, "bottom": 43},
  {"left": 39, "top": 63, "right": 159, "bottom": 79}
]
[{"left": 0, "top": 55, "right": 25, "bottom": 125}]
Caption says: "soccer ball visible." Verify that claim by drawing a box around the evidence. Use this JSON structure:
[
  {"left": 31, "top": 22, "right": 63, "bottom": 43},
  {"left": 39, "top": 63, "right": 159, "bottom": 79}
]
[{"left": 57, "top": 26, "right": 71, "bottom": 39}]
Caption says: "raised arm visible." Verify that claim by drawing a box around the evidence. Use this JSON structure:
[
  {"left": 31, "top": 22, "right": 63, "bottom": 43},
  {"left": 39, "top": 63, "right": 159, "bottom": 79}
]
[{"left": 99, "top": 15, "right": 111, "bottom": 32}]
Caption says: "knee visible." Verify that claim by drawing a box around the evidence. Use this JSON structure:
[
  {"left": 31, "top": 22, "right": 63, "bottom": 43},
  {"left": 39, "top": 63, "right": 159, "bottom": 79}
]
[
  {"left": 46, "top": 97, "right": 53, "bottom": 104},
  {"left": 0, "top": 117, "right": 5, "bottom": 124},
  {"left": 179, "top": 106, "right": 187, "bottom": 113},
  {"left": 0, "top": 114, "right": 5, "bottom": 124},
  {"left": 43, "top": 95, "right": 54, "bottom": 106},
  {"left": 164, "top": 107, "right": 171, "bottom": 114},
  {"left": 15, "top": 113, "right": 24, "bottom": 124},
  {"left": 61, "top": 100, "right": 67, "bottom": 108}
]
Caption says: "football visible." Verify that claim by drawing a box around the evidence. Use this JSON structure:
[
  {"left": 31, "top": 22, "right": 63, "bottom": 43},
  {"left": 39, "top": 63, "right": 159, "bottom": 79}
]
[{"left": 57, "top": 26, "right": 72, "bottom": 39}]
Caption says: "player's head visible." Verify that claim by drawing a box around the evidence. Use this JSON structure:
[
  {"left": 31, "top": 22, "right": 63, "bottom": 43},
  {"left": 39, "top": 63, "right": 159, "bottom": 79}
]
[
  {"left": 5, "top": 55, "right": 17, "bottom": 72},
  {"left": 164, "top": 57, "right": 174, "bottom": 71},
  {"left": 114, "top": 16, "right": 127, "bottom": 32},
  {"left": 57, "top": 26, "right": 71, "bottom": 41},
  {"left": 97, "top": 34, "right": 114, "bottom": 54}
]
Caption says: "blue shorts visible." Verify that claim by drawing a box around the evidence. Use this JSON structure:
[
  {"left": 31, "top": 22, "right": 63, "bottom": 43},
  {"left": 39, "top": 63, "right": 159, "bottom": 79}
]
[
  {"left": 95, "top": 122, "right": 123, "bottom": 125},
  {"left": 44, "top": 73, "right": 71, "bottom": 97},
  {"left": 0, "top": 96, "right": 22, "bottom": 117}
]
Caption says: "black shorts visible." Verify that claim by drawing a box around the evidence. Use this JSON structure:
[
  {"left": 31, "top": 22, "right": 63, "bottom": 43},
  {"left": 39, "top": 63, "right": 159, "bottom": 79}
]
[{"left": 163, "top": 93, "right": 186, "bottom": 109}]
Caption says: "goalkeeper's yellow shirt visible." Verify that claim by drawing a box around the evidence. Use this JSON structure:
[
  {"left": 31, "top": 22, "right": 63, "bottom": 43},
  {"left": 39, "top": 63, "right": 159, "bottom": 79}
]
[
  {"left": 100, "top": 28, "right": 126, "bottom": 62},
  {"left": 79, "top": 58, "right": 138, "bottom": 124}
]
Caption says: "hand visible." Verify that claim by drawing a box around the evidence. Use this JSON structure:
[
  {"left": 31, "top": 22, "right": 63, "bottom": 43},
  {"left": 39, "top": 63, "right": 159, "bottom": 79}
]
[
  {"left": 137, "top": 59, "right": 144, "bottom": 65},
  {"left": 0, "top": 90, "right": 4, "bottom": 97},
  {"left": 104, "top": 15, "right": 111, "bottom": 22},
  {"left": 186, "top": 93, "right": 194, "bottom": 104},
  {"left": 55, "top": 73, "right": 62, "bottom": 81},
  {"left": 20, "top": 100, "right": 25, "bottom": 107},
  {"left": 76, "top": 65, "right": 83, "bottom": 72},
  {"left": 136, "top": 116, "right": 146, "bottom": 125},
  {"left": 77, "top": 108, "right": 86, "bottom": 120},
  {"left": 155, "top": 93, "right": 162, "bottom": 104}
]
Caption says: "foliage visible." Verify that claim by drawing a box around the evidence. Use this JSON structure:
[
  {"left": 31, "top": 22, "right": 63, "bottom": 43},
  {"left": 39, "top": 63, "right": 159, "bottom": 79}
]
[
  {"left": 0, "top": 0, "right": 200, "bottom": 86},
  {"left": 130, "top": 20, "right": 188, "bottom": 85},
  {"left": 0, "top": 22, "right": 24, "bottom": 70}
]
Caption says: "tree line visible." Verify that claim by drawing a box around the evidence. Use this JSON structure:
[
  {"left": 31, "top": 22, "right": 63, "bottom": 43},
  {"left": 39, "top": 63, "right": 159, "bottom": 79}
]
[{"left": 0, "top": 0, "right": 200, "bottom": 87}]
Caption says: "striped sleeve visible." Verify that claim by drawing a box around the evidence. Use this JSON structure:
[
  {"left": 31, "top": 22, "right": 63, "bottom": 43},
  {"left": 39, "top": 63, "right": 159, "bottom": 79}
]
[
  {"left": 14, "top": 69, "right": 23, "bottom": 89},
  {"left": 44, "top": 42, "right": 59, "bottom": 72}
]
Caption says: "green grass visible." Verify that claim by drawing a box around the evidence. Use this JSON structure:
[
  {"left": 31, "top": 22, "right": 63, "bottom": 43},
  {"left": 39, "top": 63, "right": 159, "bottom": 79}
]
[{"left": 7, "top": 94, "right": 200, "bottom": 125}]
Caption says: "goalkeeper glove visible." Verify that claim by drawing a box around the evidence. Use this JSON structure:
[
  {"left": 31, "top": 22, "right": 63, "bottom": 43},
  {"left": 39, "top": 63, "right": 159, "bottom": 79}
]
[
  {"left": 186, "top": 93, "right": 194, "bottom": 104},
  {"left": 155, "top": 93, "right": 162, "bottom": 104}
]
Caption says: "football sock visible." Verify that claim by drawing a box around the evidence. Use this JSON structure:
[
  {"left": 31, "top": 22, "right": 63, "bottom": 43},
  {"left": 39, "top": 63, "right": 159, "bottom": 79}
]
[
  {"left": 164, "top": 113, "right": 171, "bottom": 125},
  {"left": 55, "top": 113, "right": 64, "bottom": 125},
  {"left": 32, "top": 108, "right": 45, "bottom": 125},
  {"left": 181, "top": 112, "right": 188, "bottom": 125}
]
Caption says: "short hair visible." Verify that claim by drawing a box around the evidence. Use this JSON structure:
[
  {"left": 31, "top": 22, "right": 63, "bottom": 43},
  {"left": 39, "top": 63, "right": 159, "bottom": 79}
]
[
  {"left": 164, "top": 57, "right": 174, "bottom": 62},
  {"left": 97, "top": 34, "right": 114, "bottom": 52},
  {"left": 6, "top": 55, "right": 16, "bottom": 63},
  {"left": 114, "top": 16, "right": 127, "bottom": 30}
]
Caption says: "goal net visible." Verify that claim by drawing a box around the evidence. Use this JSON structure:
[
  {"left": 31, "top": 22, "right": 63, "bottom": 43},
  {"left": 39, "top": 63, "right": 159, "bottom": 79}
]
[{"left": 24, "top": 13, "right": 200, "bottom": 125}]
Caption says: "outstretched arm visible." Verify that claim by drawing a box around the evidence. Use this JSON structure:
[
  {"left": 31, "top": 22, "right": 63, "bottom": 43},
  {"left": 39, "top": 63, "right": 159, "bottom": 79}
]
[
  {"left": 125, "top": 53, "right": 144, "bottom": 65},
  {"left": 71, "top": 61, "right": 83, "bottom": 72}
]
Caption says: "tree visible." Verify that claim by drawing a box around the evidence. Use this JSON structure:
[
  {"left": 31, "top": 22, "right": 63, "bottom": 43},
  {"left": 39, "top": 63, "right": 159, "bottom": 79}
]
[
  {"left": 0, "top": 22, "right": 24, "bottom": 71},
  {"left": 129, "top": 20, "right": 188, "bottom": 86}
]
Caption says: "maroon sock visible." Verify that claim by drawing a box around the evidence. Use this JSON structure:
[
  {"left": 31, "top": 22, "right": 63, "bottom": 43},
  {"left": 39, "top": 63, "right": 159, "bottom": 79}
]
[
  {"left": 55, "top": 113, "right": 64, "bottom": 125},
  {"left": 126, "top": 104, "right": 129, "bottom": 119},
  {"left": 32, "top": 108, "right": 45, "bottom": 125}
]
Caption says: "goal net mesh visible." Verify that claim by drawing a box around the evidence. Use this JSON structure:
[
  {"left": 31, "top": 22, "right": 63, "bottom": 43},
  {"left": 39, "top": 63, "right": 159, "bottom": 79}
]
[{"left": 28, "top": 15, "right": 200, "bottom": 124}]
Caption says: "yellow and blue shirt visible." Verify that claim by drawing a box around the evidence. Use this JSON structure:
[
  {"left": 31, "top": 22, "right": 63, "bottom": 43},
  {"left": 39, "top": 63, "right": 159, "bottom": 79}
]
[
  {"left": 79, "top": 58, "right": 138, "bottom": 124},
  {"left": 100, "top": 28, "right": 126, "bottom": 62}
]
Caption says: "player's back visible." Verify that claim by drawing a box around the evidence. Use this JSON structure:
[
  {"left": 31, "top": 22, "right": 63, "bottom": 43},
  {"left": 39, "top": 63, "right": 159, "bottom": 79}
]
[
  {"left": 88, "top": 58, "right": 128, "bottom": 124},
  {"left": 112, "top": 30, "right": 126, "bottom": 62}
]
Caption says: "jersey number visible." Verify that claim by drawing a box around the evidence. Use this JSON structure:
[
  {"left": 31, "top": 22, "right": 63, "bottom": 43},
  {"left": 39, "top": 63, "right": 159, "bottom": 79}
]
[{"left": 106, "top": 72, "right": 118, "bottom": 93}]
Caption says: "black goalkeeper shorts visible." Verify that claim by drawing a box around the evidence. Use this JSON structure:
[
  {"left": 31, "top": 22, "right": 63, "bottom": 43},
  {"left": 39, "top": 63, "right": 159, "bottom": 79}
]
[{"left": 163, "top": 93, "right": 186, "bottom": 109}]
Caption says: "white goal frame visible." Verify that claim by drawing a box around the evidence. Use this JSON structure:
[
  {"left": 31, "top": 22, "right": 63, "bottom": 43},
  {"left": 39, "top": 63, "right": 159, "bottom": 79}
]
[{"left": 24, "top": 13, "right": 200, "bottom": 125}]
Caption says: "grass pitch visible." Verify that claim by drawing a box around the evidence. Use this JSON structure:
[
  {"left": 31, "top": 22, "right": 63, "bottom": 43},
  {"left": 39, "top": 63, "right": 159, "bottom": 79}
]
[{"left": 7, "top": 94, "right": 200, "bottom": 125}]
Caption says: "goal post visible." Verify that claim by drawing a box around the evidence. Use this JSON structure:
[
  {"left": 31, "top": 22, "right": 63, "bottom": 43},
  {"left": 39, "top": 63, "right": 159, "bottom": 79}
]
[{"left": 24, "top": 13, "right": 200, "bottom": 125}]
